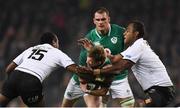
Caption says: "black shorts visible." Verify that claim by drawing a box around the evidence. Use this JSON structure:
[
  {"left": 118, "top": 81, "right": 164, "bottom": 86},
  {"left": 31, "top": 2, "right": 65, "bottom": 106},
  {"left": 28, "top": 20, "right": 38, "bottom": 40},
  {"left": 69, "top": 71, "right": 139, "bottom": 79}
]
[
  {"left": 144, "top": 86, "right": 175, "bottom": 107},
  {"left": 1, "top": 70, "right": 43, "bottom": 106}
]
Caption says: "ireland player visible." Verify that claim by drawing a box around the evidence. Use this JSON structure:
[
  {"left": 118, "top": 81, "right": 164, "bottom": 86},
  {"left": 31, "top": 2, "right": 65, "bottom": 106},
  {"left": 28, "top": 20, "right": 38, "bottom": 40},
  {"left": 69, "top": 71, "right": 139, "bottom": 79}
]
[
  {"left": 62, "top": 7, "right": 134, "bottom": 107},
  {"left": 79, "top": 45, "right": 114, "bottom": 107}
]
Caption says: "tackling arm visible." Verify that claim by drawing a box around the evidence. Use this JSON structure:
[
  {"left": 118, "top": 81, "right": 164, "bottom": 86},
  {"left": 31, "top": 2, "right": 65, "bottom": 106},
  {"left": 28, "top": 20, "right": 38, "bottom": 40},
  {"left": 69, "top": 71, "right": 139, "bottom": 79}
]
[
  {"left": 94, "top": 58, "right": 134, "bottom": 75},
  {"left": 5, "top": 62, "right": 18, "bottom": 75},
  {"left": 66, "top": 64, "right": 92, "bottom": 74},
  {"left": 107, "top": 54, "right": 123, "bottom": 64}
]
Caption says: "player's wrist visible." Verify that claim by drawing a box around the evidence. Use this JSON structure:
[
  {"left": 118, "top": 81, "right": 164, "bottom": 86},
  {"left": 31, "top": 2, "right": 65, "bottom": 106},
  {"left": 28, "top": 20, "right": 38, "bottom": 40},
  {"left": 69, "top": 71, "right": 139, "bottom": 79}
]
[
  {"left": 74, "top": 66, "right": 79, "bottom": 73},
  {"left": 94, "top": 69, "right": 101, "bottom": 75},
  {"left": 85, "top": 89, "right": 91, "bottom": 94}
]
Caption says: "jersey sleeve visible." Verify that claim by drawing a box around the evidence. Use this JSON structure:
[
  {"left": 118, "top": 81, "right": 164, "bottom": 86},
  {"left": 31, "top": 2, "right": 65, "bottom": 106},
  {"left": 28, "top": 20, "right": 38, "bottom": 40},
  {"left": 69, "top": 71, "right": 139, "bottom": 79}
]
[
  {"left": 13, "top": 48, "right": 30, "bottom": 65},
  {"left": 119, "top": 26, "right": 126, "bottom": 51},
  {"left": 79, "top": 44, "right": 88, "bottom": 66},
  {"left": 57, "top": 50, "right": 75, "bottom": 68},
  {"left": 86, "top": 30, "right": 93, "bottom": 40},
  {"left": 121, "top": 41, "right": 143, "bottom": 63}
]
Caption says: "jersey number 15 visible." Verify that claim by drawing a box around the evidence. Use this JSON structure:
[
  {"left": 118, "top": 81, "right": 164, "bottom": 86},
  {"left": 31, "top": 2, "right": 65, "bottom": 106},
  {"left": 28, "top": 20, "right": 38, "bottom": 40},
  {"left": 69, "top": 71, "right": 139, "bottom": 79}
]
[{"left": 28, "top": 49, "right": 48, "bottom": 61}]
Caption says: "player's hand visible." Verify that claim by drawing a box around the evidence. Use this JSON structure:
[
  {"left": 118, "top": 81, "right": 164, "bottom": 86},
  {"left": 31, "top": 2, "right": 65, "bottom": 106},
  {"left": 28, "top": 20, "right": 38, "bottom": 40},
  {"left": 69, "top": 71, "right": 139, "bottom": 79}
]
[
  {"left": 79, "top": 77, "right": 91, "bottom": 93},
  {"left": 80, "top": 82, "right": 95, "bottom": 94},
  {"left": 104, "top": 48, "right": 112, "bottom": 58},
  {"left": 102, "top": 64, "right": 112, "bottom": 69},
  {"left": 78, "top": 38, "right": 94, "bottom": 51}
]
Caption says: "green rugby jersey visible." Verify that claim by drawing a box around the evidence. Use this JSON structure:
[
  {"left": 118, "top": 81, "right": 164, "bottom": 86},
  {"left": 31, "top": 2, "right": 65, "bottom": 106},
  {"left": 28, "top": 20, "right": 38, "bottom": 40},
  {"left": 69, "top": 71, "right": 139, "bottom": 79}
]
[{"left": 73, "top": 24, "right": 128, "bottom": 83}]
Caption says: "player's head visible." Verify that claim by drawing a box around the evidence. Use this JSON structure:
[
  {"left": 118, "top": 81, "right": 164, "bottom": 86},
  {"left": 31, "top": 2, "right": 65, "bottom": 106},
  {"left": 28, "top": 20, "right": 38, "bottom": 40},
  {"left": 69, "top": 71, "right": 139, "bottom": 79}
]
[
  {"left": 93, "top": 7, "right": 110, "bottom": 34},
  {"left": 123, "top": 20, "right": 145, "bottom": 46},
  {"left": 40, "top": 32, "right": 59, "bottom": 48},
  {"left": 86, "top": 45, "right": 106, "bottom": 69}
]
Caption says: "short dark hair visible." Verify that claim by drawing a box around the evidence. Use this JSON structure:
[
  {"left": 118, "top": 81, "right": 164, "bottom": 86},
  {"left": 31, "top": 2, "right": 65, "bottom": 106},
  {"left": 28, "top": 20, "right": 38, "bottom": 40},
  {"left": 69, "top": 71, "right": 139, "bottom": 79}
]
[
  {"left": 95, "top": 7, "right": 109, "bottom": 16},
  {"left": 39, "top": 32, "right": 57, "bottom": 44},
  {"left": 129, "top": 20, "right": 145, "bottom": 38}
]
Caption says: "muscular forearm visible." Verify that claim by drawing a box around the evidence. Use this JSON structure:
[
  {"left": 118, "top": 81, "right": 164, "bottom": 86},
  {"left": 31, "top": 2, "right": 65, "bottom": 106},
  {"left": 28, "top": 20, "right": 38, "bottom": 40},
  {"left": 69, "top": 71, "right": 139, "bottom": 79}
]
[
  {"left": 94, "top": 59, "right": 133, "bottom": 75},
  {"left": 66, "top": 64, "right": 80, "bottom": 73},
  {"left": 104, "top": 60, "right": 127, "bottom": 74},
  {"left": 66, "top": 64, "right": 92, "bottom": 74},
  {"left": 107, "top": 54, "right": 122, "bottom": 64},
  {"left": 5, "top": 62, "right": 18, "bottom": 75}
]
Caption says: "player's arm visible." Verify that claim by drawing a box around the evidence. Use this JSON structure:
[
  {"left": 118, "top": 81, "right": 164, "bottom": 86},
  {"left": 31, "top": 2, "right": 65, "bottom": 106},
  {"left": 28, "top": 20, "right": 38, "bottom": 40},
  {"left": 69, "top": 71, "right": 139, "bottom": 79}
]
[
  {"left": 78, "top": 38, "right": 94, "bottom": 51},
  {"left": 107, "top": 54, "right": 123, "bottom": 64},
  {"left": 78, "top": 33, "right": 93, "bottom": 66},
  {"left": 66, "top": 64, "right": 92, "bottom": 74},
  {"left": 5, "top": 62, "right": 18, "bottom": 75},
  {"left": 6, "top": 49, "right": 28, "bottom": 75},
  {"left": 94, "top": 55, "right": 134, "bottom": 75}
]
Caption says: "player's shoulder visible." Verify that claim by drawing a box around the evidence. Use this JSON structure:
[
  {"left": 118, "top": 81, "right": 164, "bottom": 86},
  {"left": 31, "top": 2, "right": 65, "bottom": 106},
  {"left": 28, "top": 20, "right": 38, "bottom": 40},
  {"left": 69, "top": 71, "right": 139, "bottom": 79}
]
[
  {"left": 85, "top": 29, "right": 96, "bottom": 40},
  {"left": 133, "top": 38, "right": 144, "bottom": 46},
  {"left": 34, "top": 44, "right": 62, "bottom": 53},
  {"left": 50, "top": 47, "right": 64, "bottom": 54},
  {"left": 111, "top": 24, "right": 125, "bottom": 30},
  {"left": 86, "top": 28, "right": 95, "bottom": 36},
  {"left": 23, "top": 46, "right": 34, "bottom": 53},
  {"left": 130, "top": 38, "right": 146, "bottom": 51}
]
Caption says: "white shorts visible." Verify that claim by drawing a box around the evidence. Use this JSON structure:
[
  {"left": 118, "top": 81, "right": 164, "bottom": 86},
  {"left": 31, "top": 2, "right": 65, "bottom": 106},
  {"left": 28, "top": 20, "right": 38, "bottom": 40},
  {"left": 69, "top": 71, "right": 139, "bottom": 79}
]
[
  {"left": 109, "top": 77, "right": 134, "bottom": 99},
  {"left": 64, "top": 77, "right": 133, "bottom": 100},
  {"left": 64, "top": 77, "right": 84, "bottom": 100}
]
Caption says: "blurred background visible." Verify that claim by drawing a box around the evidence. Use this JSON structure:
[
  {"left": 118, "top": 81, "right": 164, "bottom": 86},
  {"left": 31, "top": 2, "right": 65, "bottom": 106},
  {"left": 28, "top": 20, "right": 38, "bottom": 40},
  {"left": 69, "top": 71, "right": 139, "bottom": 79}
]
[{"left": 0, "top": 0, "right": 179, "bottom": 107}]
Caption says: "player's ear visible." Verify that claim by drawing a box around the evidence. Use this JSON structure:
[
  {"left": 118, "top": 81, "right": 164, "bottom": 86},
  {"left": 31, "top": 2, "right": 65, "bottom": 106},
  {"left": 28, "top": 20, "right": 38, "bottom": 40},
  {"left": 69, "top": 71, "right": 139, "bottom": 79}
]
[
  {"left": 52, "top": 40, "right": 57, "bottom": 48},
  {"left": 108, "top": 16, "right": 110, "bottom": 23},
  {"left": 93, "top": 18, "right": 96, "bottom": 25},
  {"left": 135, "top": 31, "right": 139, "bottom": 38}
]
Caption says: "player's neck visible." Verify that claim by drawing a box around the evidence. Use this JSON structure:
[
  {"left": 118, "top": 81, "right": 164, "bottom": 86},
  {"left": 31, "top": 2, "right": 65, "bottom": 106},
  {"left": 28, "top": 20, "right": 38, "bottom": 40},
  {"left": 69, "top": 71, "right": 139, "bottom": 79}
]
[
  {"left": 99, "top": 30, "right": 108, "bottom": 36},
  {"left": 98, "top": 24, "right": 111, "bottom": 36}
]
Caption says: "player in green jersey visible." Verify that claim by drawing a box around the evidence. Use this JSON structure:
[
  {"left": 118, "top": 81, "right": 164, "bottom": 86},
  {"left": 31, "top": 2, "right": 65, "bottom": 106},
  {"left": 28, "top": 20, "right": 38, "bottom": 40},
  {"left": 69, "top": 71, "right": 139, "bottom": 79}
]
[
  {"left": 79, "top": 45, "right": 114, "bottom": 107},
  {"left": 62, "top": 7, "right": 134, "bottom": 107}
]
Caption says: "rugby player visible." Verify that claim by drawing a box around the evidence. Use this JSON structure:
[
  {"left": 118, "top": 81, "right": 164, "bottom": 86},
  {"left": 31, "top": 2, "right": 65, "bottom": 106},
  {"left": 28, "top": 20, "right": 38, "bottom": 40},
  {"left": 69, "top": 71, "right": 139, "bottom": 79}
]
[
  {"left": 93, "top": 20, "right": 175, "bottom": 107},
  {"left": 0, "top": 32, "right": 91, "bottom": 107}
]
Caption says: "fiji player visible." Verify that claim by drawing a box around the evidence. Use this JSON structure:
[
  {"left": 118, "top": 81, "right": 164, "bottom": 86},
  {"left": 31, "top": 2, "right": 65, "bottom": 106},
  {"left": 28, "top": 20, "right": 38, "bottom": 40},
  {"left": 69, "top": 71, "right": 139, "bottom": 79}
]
[
  {"left": 0, "top": 32, "right": 91, "bottom": 107},
  {"left": 62, "top": 7, "right": 134, "bottom": 107},
  {"left": 93, "top": 21, "right": 175, "bottom": 107}
]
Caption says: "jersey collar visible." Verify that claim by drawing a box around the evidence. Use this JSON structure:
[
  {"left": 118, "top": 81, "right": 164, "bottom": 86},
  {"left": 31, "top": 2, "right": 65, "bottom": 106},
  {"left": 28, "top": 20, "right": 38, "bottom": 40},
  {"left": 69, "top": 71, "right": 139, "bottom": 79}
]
[
  {"left": 95, "top": 24, "right": 111, "bottom": 39},
  {"left": 42, "top": 44, "right": 54, "bottom": 48}
]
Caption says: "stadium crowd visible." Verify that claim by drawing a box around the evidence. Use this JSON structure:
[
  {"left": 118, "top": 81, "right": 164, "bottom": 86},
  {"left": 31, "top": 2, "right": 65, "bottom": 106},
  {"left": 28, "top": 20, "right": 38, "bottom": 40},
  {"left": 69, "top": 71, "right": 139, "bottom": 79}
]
[{"left": 0, "top": 0, "right": 179, "bottom": 106}]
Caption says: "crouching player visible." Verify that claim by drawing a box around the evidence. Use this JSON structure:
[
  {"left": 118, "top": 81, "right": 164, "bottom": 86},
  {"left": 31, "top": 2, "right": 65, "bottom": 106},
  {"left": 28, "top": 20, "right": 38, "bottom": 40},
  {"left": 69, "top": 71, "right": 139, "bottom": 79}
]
[{"left": 78, "top": 46, "right": 114, "bottom": 107}]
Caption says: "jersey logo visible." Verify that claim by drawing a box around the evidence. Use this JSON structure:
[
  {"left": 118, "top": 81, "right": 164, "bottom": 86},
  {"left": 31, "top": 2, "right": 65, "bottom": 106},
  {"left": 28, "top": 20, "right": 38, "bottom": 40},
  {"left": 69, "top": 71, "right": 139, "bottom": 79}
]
[
  {"left": 111, "top": 37, "right": 117, "bottom": 44},
  {"left": 125, "top": 55, "right": 131, "bottom": 58}
]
